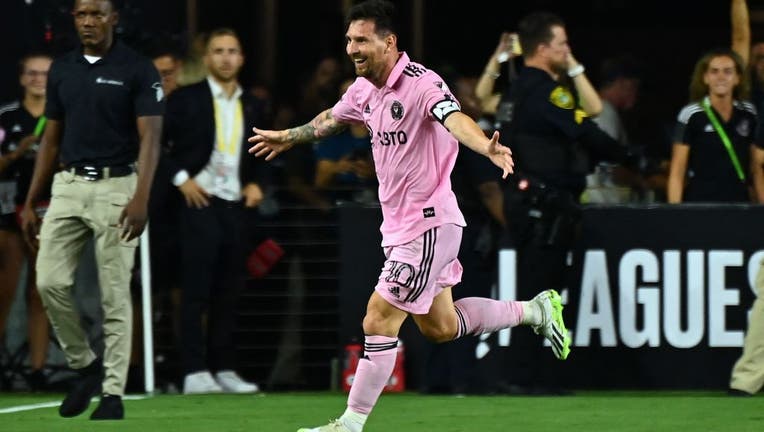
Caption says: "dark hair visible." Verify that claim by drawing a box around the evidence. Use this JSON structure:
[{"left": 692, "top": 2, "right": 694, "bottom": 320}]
[
  {"left": 151, "top": 50, "right": 181, "bottom": 62},
  {"left": 205, "top": 28, "right": 241, "bottom": 49},
  {"left": 599, "top": 55, "right": 641, "bottom": 88},
  {"left": 147, "top": 37, "right": 183, "bottom": 61},
  {"left": 345, "top": 0, "right": 397, "bottom": 37},
  {"left": 74, "top": 0, "right": 121, "bottom": 11},
  {"left": 18, "top": 52, "right": 52, "bottom": 75},
  {"left": 517, "top": 11, "right": 564, "bottom": 56}
]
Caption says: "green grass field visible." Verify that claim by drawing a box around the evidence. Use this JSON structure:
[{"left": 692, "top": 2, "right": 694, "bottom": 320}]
[{"left": 1, "top": 391, "right": 761, "bottom": 431}]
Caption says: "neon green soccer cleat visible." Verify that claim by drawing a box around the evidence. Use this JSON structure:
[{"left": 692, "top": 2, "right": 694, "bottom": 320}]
[{"left": 531, "top": 289, "right": 571, "bottom": 360}]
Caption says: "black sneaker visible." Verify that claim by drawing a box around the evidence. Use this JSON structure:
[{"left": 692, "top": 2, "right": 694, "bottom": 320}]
[
  {"left": 90, "top": 394, "right": 124, "bottom": 420},
  {"left": 25, "top": 369, "right": 48, "bottom": 392},
  {"left": 58, "top": 359, "right": 103, "bottom": 417}
]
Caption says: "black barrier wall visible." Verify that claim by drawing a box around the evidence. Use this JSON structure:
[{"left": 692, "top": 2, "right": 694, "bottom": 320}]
[{"left": 339, "top": 204, "right": 762, "bottom": 390}]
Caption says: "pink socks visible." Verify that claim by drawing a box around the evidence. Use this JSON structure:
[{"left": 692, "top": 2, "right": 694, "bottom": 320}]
[
  {"left": 347, "top": 335, "right": 398, "bottom": 415},
  {"left": 453, "top": 297, "right": 524, "bottom": 338}
]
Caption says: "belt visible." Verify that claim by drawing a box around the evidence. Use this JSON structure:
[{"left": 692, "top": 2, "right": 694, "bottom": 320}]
[{"left": 67, "top": 165, "right": 135, "bottom": 181}]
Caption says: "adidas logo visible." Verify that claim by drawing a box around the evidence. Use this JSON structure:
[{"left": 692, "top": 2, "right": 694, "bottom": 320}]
[{"left": 364, "top": 104, "right": 371, "bottom": 114}]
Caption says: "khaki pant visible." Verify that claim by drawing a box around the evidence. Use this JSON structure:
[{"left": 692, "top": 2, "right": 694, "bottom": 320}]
[
  {"left": 36, "top": 170, "right": 138, "bottom": 396},
  {"left": 729, "top": 258, "right": 764, "bottom": 394}
]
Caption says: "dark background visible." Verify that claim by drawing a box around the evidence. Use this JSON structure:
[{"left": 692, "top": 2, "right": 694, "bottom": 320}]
[
  {"left": 340, "top": 204, "right": 763, "bottom": 390},
  {"left": 2, "top": 0, "right": 764, "bottom": 159}
]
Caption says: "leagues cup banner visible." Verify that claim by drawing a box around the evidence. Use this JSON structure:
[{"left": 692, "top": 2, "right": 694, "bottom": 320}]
[
  {"left": 496, "top": 205, "right": 761, "bottom": 389},
  {"left": 338, "top": 204, "right": 762, "bottom": 389}
]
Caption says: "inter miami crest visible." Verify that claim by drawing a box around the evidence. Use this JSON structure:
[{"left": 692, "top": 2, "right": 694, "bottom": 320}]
[{"left": 390, "top": 100, "right": 404, "bottom": 120}]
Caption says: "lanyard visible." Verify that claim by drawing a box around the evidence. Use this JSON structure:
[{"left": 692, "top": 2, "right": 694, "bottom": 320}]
[
  {"left": 702, "top": 97, "right": 745, "bottom": 181},
  {"left": 213, "top": 98, "right": 243, "bottom": 156},
  {"left": 33, "top": 116, "right": 46, "bottom": 137}
]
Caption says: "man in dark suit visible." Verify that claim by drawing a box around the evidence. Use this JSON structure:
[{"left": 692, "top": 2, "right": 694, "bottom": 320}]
[{"left": 159, "top": 28, "right": 266, "bottom": 394}]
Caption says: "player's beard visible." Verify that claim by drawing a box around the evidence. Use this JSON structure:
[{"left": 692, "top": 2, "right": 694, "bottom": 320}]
[{"left": 353, "top": 58, "right": 371, "bottom": 78}]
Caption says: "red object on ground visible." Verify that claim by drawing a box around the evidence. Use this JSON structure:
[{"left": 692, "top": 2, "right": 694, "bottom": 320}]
[
  {"left": 341, "top": 340, "right": 406, "bottom": 393},
  {"left": 246, "top": 238, "right": 285, "bottom": 279}
]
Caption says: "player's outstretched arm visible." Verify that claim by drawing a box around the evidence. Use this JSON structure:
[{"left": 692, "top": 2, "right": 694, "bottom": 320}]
[
  {"left": 248, "top": 108, "right": 347, "bottom": 160},
  {"left": 444, "top": 111, "right": 514, "bottom": 179}
]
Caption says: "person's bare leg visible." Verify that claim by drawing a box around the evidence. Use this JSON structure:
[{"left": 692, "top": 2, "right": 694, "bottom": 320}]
[
  {"left": 329, "top": 292, "right": 408, "bottom": 432},
  {"left": 411, "top": 286, "right": 459, "bottom": 342}
]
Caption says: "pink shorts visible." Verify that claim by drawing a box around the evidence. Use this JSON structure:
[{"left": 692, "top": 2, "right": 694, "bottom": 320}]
[{"left": 375, "top": 224, "right": 463, "bottom": 314}]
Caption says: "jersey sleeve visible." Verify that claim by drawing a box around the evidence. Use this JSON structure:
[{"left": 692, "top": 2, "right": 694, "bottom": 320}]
[
  {"left": 740, "top": 103, "right": 759, "bottom": 147},
  {"left": 673, "top": 104, "right": 700, "bottom": 145},
  {"left": 331, "top": 81, "right": 365, "bottom": 124},
  {"left": 44, "top": 61, "right": 63, "bottom": 121},
  {"left": 420, "top": 72, "right": 461, "bottom": 124},
  {"left": 133, "top": 59, "right": 165, "bottom": 117}
]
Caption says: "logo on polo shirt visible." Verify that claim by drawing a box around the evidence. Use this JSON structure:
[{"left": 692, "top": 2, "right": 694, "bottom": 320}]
[
  {"left": 704, "top": 123, "right": 714, "bottom": 132},
  {"left": 390, "top": 100, "right": 404, "bottom": 120},
  {"left": 11, "top": 124, "right": 22, "bottom": 133},
  {"left": 737, "top": 119, "right": 750, "bottom": 137},
  {"left": 152, "top": 82, "right": 164, "bottom": 102},
  {"left": 364, "top": 104, "right": 371, "bottom": 114},
  {"left": 423, "top": 207, "right": 435, "bottom": 218},
  {"left": 433, "top": 81, "right": 450, "bottom": 92},
  {"left": 95, "top": 77, "right": 124, "bottom": 86}
]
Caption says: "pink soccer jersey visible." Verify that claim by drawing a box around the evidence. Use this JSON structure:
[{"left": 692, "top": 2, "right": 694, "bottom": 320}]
[{"left": 332, "top": 52, "right": 467, "bottom": 247}]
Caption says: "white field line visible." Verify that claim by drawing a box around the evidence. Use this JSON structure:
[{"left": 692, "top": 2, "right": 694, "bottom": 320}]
[{"left": 0, "top": 394, "right": 149, "bottom": 414}]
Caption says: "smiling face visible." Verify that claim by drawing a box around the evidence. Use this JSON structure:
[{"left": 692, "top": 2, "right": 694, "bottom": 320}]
[
  {"left": 703, "top": 55, "right": 740, "bottom": 98},
  {"left": 345, "top": 19, "right": 395, "bottom": 87},
  {"left": 73, "top": 0, "right": 117, "bottom": 54},
  {"left": 20, "top": 56, "right": 52, "bottom": 99}
]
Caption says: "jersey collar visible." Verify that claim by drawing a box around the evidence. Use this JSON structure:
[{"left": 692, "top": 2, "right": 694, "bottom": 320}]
[
  {"left": 383, "top": 51, "right": 410, "bottom": 89},
  {"left": 74, "top": 40, "right": 125, "bottom": 65}
]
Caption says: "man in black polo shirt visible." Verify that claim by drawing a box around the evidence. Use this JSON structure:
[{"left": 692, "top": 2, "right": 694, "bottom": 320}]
[{"left": 20, "top": 0, "right": 163, "bottom": 420}]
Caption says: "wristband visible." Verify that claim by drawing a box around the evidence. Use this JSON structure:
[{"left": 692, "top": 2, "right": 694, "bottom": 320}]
[
  {"left": 567, "top": 64, "right": 585, "bottom": 78},
  {"left": 172, "top": 169, "right": 190, "bottom": 186}
]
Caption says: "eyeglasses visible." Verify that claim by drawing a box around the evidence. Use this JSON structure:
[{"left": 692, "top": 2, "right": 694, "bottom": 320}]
[{"left": 72, "top": 11, "right": 111, "bottom": 21}]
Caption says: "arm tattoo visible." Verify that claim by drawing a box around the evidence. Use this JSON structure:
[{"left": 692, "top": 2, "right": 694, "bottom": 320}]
[{"left": 286, "top": 109, "right": 347, "bottom": 143}]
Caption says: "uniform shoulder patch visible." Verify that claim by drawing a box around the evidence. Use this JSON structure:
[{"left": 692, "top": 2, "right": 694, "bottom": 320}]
[
  {"left": 549, "top": 86, "right": 575, "bottom": 110},
  {"left": 574, "top": 108, "right": 588, "bottom": 124}
]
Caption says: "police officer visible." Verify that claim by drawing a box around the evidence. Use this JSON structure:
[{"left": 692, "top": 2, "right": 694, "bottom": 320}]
[{"left": 497, "top": 12, "right": 625, "bottom": 393}]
